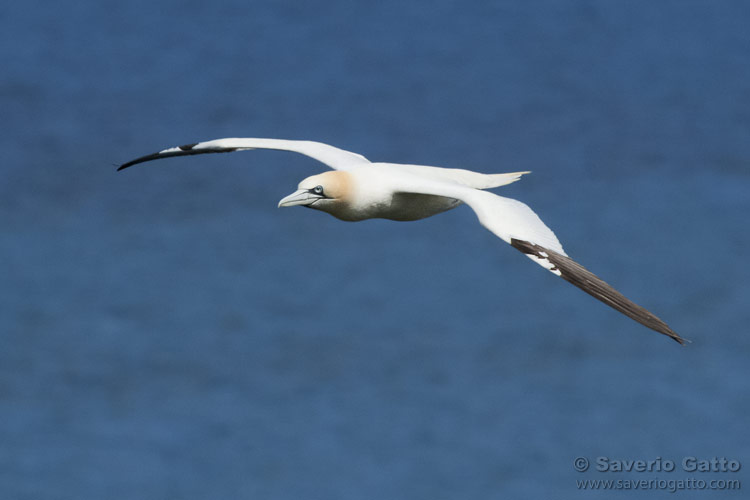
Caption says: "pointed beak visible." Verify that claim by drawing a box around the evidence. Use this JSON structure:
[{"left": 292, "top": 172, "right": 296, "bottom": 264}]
[{"left": 278, "top": 189, "right": 322, "bottom": 208}]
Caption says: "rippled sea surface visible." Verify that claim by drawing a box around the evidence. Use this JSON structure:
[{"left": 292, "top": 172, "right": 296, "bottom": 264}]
[{"left": 1, "top": 1, "right": 749, "bottom": 498}]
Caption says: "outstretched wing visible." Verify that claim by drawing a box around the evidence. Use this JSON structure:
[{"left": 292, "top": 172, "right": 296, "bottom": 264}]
[
  {"left": 508, "top": 239, "right": 685, "bottom": 344},
  {"left": 118, "top": 138, "right": 371, "bottom": 171},
  {"left": 386, "top": 171, "right": 686, "bottom": 344}
]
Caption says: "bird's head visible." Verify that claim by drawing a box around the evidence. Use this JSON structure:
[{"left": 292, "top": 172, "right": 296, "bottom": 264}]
[{"left": 277, "top": 171, "right": 354, "bottom": 218}]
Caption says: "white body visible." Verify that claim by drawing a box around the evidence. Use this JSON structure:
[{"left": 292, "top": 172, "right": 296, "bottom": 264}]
[{"left": 119, "top": 137, "right": 685, "bottom": 344}]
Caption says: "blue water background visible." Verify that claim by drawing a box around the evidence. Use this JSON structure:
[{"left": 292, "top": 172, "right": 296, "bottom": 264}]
[{"left": 1, "top": 1, "right": 749, "bottom": 498}]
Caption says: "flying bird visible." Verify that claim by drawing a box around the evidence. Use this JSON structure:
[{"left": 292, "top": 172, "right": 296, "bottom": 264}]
[{"left": 119, "top": 138, "right": 686, "bottom": 344}]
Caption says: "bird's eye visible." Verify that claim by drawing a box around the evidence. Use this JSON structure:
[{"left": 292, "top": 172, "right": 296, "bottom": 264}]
[{"left": 313, "top": 185, "right": 324, "bottom": 195}]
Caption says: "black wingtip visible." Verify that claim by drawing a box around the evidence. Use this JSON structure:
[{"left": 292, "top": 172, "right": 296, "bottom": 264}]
[
  {"left": 674, "top": 336, "right": 691, "bottom": 346},
  {"left": 664, "top": 327, "right": 689, "bottom": 345},
  {"left": 509, "top": 238, "right": 688, "bottom": 346},
  {"left": 117, "top": 151, "right": 164, "bottom": 171},
  {"left": 117, "top": 143, "right": 238, "bottom": 172}
]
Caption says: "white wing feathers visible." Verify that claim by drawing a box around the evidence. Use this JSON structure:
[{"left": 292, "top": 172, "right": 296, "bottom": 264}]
[
  {"left": 384, "top": 164, "right": 529, "bottom": 190},
  {"left": 386, "top": 171, "right": 566, "bottom": 258},
  {"left": 465, "top": 190, "right": 566, "bottom": 256},
  {"left": 390, "top": 174, "right": 685, "bottom": 344},
  {"left": 118, "top": 138, "right": 370, "bottom": 171}
]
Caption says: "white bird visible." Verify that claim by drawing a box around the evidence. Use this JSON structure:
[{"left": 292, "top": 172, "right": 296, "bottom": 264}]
[{"left": 119, "top": 138, "right": 686, "bottom": 344}]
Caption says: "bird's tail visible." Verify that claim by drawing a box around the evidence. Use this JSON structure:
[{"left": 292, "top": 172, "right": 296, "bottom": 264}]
[{"left": 479, "top": 171, "right": 530, "bottom": 189}]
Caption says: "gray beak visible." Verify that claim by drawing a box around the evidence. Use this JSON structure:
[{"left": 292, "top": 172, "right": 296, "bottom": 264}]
[{"left": 278, "top": 189, "right": 322, "bottom": 208}]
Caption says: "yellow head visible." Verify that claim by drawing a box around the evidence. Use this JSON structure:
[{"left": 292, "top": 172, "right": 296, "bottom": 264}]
[{"left": 277, "top": 171, "right": 355, "bottom": 219}]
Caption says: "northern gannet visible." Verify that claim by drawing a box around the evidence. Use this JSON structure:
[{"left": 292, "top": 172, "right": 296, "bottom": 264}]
[{"left": 119, "top": 138, "right": 686, "bottom": 344}]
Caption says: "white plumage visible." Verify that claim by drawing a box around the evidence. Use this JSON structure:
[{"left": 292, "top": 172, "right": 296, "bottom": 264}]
[{"left": 119, "top": 138, "right": 685, "bottom": 344}]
